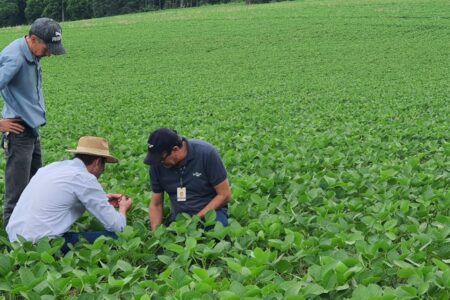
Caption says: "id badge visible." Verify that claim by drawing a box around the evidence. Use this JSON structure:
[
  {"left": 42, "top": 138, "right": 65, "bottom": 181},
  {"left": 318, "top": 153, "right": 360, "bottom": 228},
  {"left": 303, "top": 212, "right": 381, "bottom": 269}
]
[{"left": 177, "top": 187, "right": 186, "bottom": 202}]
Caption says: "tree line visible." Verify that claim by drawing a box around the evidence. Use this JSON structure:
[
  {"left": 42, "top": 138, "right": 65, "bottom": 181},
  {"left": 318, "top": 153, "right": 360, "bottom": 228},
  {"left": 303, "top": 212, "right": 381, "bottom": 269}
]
[{"left": 0, "top": 0, "right": 283, "bottom": 28}]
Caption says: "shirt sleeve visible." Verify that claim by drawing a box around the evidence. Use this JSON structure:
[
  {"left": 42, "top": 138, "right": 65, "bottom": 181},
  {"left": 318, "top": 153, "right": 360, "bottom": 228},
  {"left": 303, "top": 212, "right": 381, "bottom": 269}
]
[
  {"left": 150, "top": 166, "right": 164, "bottom": 193},
  {"left": 205, "top": 147, "right": 228, "bottom": 187},
  {"left": 0, "top": 55, "right": 22, "bottom": 91},
  {"left": 75, "top": 176, "right": 126, "bottom": 232}
]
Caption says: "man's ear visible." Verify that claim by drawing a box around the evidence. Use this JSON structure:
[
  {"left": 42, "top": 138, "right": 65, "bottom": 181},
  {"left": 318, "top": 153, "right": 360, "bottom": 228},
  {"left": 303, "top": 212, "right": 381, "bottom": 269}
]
[{"left": 94, "top": 157, "right": 103, "bottom": 167}]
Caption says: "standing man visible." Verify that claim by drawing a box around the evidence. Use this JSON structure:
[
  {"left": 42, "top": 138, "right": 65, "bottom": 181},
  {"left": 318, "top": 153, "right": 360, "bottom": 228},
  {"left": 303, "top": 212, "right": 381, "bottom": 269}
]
[
  {"left": 0, "top": 17, "right": 65, "bottom": 227},
  {"left": 6, "top": 136, "right": 133, "bottom": 252},
  {"left": 144, "top": 128, "right": 232, "bottom": 231}
]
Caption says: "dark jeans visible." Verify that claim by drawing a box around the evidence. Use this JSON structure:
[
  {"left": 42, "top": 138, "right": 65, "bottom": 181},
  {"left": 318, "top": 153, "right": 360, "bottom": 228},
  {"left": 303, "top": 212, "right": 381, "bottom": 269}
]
[
  {"left": 2, "top": 128, "right": 41, "bottom": 227},
  {"left": 61, "top": 231, "right": 117, "bottom": 254}
]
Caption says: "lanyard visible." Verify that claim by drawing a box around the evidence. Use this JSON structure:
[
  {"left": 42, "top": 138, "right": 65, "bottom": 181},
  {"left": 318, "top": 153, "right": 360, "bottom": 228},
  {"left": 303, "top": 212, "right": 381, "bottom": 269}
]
[{"left": 179, "top": 166, "right": 186, "bottom": 187}]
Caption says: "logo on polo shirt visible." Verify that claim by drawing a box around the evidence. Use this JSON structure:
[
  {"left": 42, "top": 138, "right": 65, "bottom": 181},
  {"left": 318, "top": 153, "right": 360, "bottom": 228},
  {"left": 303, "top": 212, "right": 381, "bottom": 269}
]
[
  {"left": 193, "top": 172, "right": 202, "bottom": 177},
  {"left": 148, "top": 143, "right": 154, "bottom": 149}
]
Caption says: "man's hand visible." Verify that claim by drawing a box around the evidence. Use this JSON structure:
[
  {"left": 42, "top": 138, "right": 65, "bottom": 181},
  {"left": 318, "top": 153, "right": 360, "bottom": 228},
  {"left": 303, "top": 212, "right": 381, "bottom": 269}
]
[
  {"left": 107, "top": 193, "right": 122, "bottom": 208},
  {"left": 0, "top": 119, "right": 24, "bottom": 134},
  {"left": 118, "top": 196, "right": 133, "bottom": 215}
]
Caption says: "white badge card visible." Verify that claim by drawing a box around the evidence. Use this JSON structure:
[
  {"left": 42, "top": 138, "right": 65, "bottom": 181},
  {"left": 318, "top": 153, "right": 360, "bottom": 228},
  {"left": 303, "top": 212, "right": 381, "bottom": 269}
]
[{"left": 177, "top": 187, "right": 187, "bottom": 202}]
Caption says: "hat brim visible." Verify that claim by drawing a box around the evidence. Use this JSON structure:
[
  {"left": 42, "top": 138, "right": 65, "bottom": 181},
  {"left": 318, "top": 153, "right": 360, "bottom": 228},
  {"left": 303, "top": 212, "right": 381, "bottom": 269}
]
[
  {"left": 48, "top": 42, "right": 65, "bottom": 55},
  {"left": 144, "top": 151, "right": 162, "bottom": 165},
  {"left": 67, "top": 150, "right": 118, "bottom": 163}
]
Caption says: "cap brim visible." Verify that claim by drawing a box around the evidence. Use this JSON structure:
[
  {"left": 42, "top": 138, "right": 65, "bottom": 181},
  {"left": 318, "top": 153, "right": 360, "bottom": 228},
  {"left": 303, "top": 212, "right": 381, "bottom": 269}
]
[
  {"left": 67, "top": 150, "right": 118, "bottom": 163},
  {"left": 48, "top": 42, "right": 65, "bottom": 55},
  {"left": 144, "top": 151, "right": 162, "bottom": 165}
]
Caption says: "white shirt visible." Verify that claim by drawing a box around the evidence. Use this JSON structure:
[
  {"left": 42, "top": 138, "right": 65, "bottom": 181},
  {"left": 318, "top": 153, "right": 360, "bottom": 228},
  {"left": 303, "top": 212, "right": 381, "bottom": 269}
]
[{"left": 6, "top": 158, "right": 126, "bottom": 243}]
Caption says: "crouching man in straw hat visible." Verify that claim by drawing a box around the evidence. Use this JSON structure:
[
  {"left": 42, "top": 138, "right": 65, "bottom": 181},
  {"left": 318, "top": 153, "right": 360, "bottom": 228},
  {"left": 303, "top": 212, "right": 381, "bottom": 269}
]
[{"left": 6, "top": 136, "right": 132, "bottom": 253}]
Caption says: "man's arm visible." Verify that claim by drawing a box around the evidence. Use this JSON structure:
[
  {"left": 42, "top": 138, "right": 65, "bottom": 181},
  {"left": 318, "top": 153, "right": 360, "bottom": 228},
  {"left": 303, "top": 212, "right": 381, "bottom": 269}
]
[
  {"left": 197, "top": 179, "right": 232, "bottom": 219},
  {"left": 0, "top": 55, "right": 21, "bottom": 91},
  {"left": 149, "top": 192, "right": 164, "bottom": 231},
  {"left": 77, "top": 179, "right": 129, "bottom": 232}
]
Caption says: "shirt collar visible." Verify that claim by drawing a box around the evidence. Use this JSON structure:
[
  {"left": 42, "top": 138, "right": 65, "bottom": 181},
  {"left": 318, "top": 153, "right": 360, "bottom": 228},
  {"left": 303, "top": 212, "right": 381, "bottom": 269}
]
[
  {"left": 185, "top": 139, "right": 195, "bottom": 163},
  {"left": 73, "top": 157, "right": 87, "bottom": 169},
  {"left": 20, "top": 37, "right": 35, "bottom": 63},
  {"left": 174, "top": 139, "right": 194, "bottom": 169}
]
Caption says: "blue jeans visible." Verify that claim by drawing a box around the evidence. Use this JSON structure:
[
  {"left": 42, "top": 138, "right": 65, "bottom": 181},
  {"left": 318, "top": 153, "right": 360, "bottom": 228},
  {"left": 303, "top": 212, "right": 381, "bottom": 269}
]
[
  {"left": 214, "top": 209, "right": 229, "bottom": 227},
  {"left": 61, "top": 231, "right": 117, "bottom": 253}
]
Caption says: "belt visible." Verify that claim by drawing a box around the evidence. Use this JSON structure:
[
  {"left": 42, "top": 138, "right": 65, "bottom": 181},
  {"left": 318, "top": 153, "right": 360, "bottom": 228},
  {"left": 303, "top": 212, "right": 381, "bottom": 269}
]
[
  {"left": 17, "top": 120, "right": 30, "bottom": 128},
  {"left": 16, "top": 121, "right": 39, "bottom": 137}
]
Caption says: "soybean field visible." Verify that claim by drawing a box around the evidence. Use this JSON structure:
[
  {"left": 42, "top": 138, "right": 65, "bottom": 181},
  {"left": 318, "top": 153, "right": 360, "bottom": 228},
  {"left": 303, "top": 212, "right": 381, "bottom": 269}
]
[{"left": 0, "top": 0, "right": 449, "bottom": 298}]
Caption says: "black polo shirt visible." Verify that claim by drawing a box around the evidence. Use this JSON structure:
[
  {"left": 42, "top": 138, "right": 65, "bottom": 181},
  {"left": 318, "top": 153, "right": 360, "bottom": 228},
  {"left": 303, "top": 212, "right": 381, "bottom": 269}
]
[{"left": 150, "top": 139, "right": 228, "bottom": 216}]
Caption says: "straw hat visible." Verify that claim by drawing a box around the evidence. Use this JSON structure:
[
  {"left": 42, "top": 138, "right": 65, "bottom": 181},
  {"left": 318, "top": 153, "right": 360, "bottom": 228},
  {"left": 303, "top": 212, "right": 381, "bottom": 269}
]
[{"left": 67, "top": 136, "right": 118, "bottom": 163}]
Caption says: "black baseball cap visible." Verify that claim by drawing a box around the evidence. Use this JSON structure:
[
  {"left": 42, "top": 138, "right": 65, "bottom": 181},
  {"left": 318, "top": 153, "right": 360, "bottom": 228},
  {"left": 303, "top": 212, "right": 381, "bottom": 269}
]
[
  {"left": 144, "top": 128, "right": 183, "bottom": 165},
  {"left": 29, "top": 18, "right": 65, "bottom": 55}
]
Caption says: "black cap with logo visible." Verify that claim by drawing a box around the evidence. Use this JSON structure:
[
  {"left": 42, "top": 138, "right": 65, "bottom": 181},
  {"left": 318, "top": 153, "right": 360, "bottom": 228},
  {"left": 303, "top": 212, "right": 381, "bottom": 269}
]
[
  {"left": 144, "top": 128, "right": 183, "bottom": 165},
  {"left": 29, "top": 18, "right": 65, "bottom": 55}
]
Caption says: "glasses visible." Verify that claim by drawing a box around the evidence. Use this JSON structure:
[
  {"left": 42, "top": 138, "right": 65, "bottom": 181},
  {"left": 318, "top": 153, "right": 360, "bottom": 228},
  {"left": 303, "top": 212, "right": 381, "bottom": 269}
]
[{"left": 160, "top": 151, "right": 171, "bottom": 163}]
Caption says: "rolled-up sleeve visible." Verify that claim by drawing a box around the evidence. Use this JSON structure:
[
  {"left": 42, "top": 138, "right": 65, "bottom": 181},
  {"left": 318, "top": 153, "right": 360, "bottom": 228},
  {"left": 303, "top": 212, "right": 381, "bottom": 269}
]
[
  {"left": 0, "top": 55, "right": 21, "bottom": 91},
  {"left": 150, "top": 166, "right": 163, "bottom": 193},
  {"left": 205, "top": 147, "right": 227, "bottom": 186},
  {"left": 76, "top": 177, "right": 126, "bottom": 232}
]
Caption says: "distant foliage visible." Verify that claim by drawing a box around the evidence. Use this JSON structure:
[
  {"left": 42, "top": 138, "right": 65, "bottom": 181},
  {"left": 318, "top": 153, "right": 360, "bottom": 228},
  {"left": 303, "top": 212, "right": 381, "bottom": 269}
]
[
  {"left": 0, "top": 0, "right": 285, "bottom": 28},
  {"left": 42, "top": 0, "right": 64, "bottom": 21},
  {"left": 0, "top": 0, "right": 19, "bottom": 27},
  {"left": 66, "top": 0, "right": 93, "bottom": 21},
  {"left": 24, "top": 0, "right": 46, "bottom": 23}
]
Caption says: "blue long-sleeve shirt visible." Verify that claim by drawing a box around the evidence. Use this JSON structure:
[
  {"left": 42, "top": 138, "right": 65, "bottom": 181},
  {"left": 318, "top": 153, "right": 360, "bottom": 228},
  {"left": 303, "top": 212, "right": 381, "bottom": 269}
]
[{"left": 0, "top": 37, "right": 46, "bottom": 129}]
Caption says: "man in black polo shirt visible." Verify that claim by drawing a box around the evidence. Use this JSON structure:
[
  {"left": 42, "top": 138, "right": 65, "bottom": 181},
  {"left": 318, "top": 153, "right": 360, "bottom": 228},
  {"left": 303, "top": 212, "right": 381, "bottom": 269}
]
[{"left": 144, "top": 128, "right": 232, "bottom": 231}]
